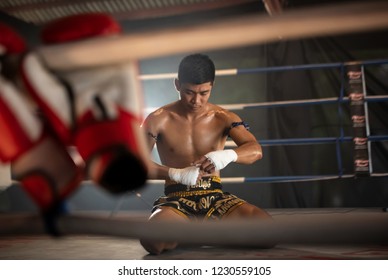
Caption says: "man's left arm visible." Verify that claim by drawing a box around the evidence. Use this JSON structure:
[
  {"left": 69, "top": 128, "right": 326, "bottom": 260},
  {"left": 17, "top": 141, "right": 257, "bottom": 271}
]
[
  {"left": 228, "top": 123, "right": 263, "bottom": 164},
  {"left": 194, "top": 113, "right": 262, "bottom": 174}
]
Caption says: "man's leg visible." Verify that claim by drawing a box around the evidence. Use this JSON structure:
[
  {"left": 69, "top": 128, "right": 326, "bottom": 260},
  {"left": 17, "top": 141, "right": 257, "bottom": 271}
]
[
  {"left": 225, "top": 202, "right": 275, "bottom": 248},
  {"left": 140, "top": 206, "right": 188, "bottom": 255},
  {"left": 226, "top": 202, "right": 272, "bottom": 220}
]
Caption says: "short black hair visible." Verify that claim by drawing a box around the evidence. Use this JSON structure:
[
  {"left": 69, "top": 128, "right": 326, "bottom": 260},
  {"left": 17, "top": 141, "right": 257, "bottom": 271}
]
[{"left": 178, "top": 53, "right": 215, "bottom": 84}]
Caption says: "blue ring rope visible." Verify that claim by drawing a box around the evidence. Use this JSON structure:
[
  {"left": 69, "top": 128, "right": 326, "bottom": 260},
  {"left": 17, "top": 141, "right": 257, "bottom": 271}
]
[
  {"left": 240, "top": 96, "right": 388, "bottom": 110},
  {"left": 244, "top": 175, "right": 352, "bottom": 183},
  {"left": 237, "top": 62, "right": 343, "bottom": 74},
  {"left": 259, "top": 135, "right": 388, "bottom": 146},
  {"left": 260, "top": 137, "right": 351, "bottom": 146},
  {"left": 235, "top": 59, "right": 388, "bottom": 75},
  {"left": 242, "top": 173, "right": 388, "bottom": 183}
]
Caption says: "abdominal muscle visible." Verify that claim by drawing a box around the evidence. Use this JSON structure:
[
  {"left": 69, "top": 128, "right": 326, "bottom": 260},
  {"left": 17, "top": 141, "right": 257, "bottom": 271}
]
[
  {"left": 156, "top": 107, "right": 228, "bottom": 175},
  {"left": 156, "top": 131, "right": 225, "bottom": 178}
]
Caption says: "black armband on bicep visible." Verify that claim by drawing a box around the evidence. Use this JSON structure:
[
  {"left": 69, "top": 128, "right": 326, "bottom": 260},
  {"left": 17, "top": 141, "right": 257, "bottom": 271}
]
[
  {"left": 231, "top": 121, "right": 250, "bottom": 130},
  {"left": 147, "top": 132, "right": 159, "bottom": 142},
  {"left": 228, "top": 121, "right": 250, "bottom": 137}
]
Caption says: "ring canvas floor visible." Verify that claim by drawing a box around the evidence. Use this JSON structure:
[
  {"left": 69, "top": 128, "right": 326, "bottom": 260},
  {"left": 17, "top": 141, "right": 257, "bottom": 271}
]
[{"left": 0, "top": 208, "right": 387, "bottom": 260}]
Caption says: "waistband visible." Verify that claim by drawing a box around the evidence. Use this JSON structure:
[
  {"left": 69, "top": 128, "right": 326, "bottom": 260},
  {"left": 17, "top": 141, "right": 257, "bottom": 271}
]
[{"left": 165, "top": 176, "right": 222, "bottom": 197}]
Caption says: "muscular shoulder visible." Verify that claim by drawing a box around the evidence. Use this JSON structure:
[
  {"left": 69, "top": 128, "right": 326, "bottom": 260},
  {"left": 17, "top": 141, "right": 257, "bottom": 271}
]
[
  {"left": 143, "top": 102, "right": 176, "bottom": 130},
  {"left": 208, "top": 104, "right": 249, "bottom": 137},
  {"left": 210, "top": 104, "right": 242, "bottom": 125}
]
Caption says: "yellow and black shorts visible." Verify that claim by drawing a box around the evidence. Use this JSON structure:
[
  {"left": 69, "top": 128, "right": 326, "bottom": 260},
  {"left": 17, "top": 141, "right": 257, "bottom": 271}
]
[{"left": 152, "top": 176, "right": 245, "bottom": 220}]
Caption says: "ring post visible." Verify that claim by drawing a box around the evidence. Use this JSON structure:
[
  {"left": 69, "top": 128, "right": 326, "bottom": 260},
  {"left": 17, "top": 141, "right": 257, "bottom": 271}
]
[{"left": 345, "top": 62, "right": 371, "bottom": 177}]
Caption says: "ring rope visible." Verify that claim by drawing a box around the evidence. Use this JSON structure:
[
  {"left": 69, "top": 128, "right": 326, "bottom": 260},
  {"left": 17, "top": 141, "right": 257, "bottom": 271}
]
[
  {"left": 1, "top": 212, "right": 387, "bottom": 245},
  {"left": 140, "top": 69, "right": 239, "bottom": 80},
  {"left": 146, "top": 173, "right": 388, "bottom": 185},
  {"left": 225, "top": 135, "right": 388, "bottom": 148},
  {"left": 145, "top": 95, "right": 388, "bottom": 114},
  {"left": 8, "top": 133, "right": 387, "bottom": 188},
  {"left": 217, "top": 95, "right": 388, "bottom": 110},
  {"left": 139, "top": 59, "right": 388, "bottom": 80},
  {"left": 10, "top": 170, "right": 386, "bottom": 187},
  {"left": 39, "top": 0, "right": 388, "bottom": 71}
]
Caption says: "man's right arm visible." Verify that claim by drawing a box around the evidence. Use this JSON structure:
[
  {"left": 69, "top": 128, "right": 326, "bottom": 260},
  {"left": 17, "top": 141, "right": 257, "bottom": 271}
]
[
  {"left": 142, "top": 114, "right": 200, "bottom": 185},
  {"left": 148, "top": 161, "right": 199, "bottom": 186},
  {"left": 141, "top": 114, "right": 165, "bottom": 179}
]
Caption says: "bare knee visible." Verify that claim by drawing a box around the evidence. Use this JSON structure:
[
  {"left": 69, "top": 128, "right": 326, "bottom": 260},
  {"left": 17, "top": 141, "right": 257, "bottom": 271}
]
[
  {"left": 140, "top": 239, "right": 177, "bottom": 255},
  {"left": 139, "top": 239, "right": 161, "bottom": 255},
  {"left": 140, "top": 207, "right": 187, "bottom": 255}
]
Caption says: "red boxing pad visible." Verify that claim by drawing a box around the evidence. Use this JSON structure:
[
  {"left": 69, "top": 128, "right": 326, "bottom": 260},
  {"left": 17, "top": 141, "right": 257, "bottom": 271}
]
[
  {"left": 41, "top": 13, "right": 121, "bottom": 44},
  {"left": 0, "top": 22, "right": 26, "bottom": 54}
]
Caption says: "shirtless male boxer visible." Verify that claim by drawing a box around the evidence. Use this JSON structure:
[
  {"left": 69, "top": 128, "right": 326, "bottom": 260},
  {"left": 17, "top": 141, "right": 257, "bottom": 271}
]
[{"left": 140, "top": 53, "right": 273, "bottom": 255}]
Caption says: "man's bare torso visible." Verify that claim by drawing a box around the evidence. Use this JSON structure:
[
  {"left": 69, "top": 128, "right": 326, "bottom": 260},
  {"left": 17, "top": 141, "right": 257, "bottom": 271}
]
[{"left": 150, "top": 102, "right": 230, "bottom": 170}]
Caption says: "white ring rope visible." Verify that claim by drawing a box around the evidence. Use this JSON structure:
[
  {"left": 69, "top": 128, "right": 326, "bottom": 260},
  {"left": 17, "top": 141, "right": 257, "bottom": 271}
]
[
  {"left": 139, "top": 69, "right": 238, "bottom": 80},
  {"left": 38, "top": 2, "right": 388, "bottom": 70},
  {"left": 1, "top": 212, "right": 387, "bottom": 245},
  {"left": 146, "top": 173, "right": 388, "bottom": 185}
]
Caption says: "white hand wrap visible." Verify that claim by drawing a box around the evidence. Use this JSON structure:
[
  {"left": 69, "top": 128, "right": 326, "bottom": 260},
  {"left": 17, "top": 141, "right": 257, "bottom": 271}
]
[
  {"left": 168, "top": 166, "right": 200, "bottom": 186},
  {"left": 205, "top": 150, "right": 238, "bottom": 171}
]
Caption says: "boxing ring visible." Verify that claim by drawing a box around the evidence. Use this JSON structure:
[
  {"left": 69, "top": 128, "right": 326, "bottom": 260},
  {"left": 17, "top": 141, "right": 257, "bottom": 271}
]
[
  {"left": 1, "top": 1, "right": 388, "bottom": 259},
  {"left": 143, "top": 58, "right": 388, "bottom": 185},
  {"left": 2, "top": 57, "right": 388, "bottom": 259}
]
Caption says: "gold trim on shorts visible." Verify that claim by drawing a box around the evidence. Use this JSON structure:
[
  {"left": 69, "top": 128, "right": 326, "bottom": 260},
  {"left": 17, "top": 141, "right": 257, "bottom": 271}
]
[
  {"left": 165, "top": 176, "right": 221, "bottom": 187},
  {"left": 219, "top": 201, "right": 246, "bottom": 219},
  {"left": 167, "top": 189, "right": 223, "bottom": 198}
]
